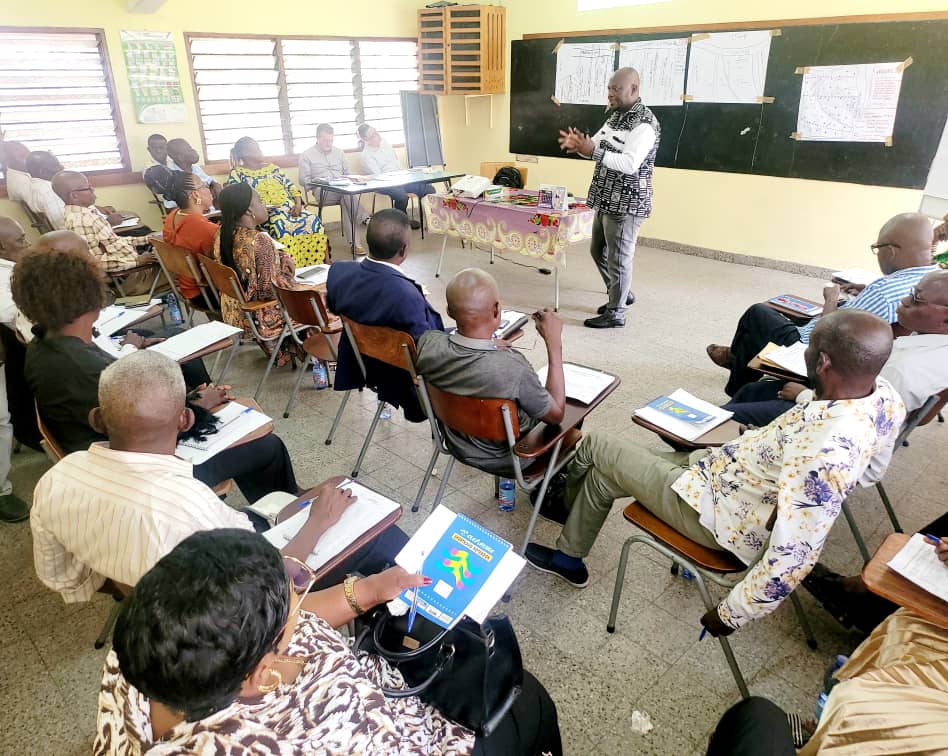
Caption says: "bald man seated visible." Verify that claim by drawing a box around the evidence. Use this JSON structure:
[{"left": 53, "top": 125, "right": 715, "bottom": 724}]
[
  {"left": 326, "top": 208, "right": 445, "bottom": 421},
  {"left": 54, "top": 170, "right": 161, "bottom": 296},
  {"left": 527, "top": 311, "right": 905, "bottom": 637},
  {"left": 707, "top": 212, "right": 938, "bottom": 396},
  {"left": 414, "top": 268, "right": 566, "bottom": 476},
  {"left": 30, "top": 350, "right": 409, "bottom": 603},
  {"left": 0, "top": 141, "right": 32, "bottom": 205}
]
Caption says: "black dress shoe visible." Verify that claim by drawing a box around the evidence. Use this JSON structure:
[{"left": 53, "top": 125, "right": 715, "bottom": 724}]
[
  {"left": 409, "top": 219, "right": 422, "bottom": 230},
  {"left": 596, "top": 293, "right": 635, "bottom": 315},
  {"left": 584, "top": 313, "right": 625, "bottom": 328}
]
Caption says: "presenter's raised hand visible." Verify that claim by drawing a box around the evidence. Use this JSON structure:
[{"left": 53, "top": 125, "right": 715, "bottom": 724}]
[{"left": 558, "top": 127, "right": 594, "bottom": 157}]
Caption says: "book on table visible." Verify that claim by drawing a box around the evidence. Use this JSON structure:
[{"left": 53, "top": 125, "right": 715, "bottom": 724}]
[
  {"left": 394, "top": 505, "right": 526, "bottom": 629},
  {"left": 756, "top": 341, "right": 808, "bottom": 378},
  {"left": 261, "top": 479, "right": 402, "bottom": 575},
  {"left": 536, "top": 362, "right": 615, "bottom": 405},
  {"left": 147, "top": 321, "right": 242, "bottom": 361},
  {"left": 295, "top": 263, "right": 330, "bottom": 285},
  {"left": 633, "top": 389, "right": 733, "bottom": 442},
  {"left": 175, "top": 400, "right": 271, "bottom": 465},
  {"left": 768, "top": 294, "right": 822, "bottom": 317}
]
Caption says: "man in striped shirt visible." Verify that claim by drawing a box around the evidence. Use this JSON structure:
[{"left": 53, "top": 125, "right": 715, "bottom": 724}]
[
  {"left": 707, "top": 212, "right": 937, "bottom": 396},
  {"left": 31, "top": 351, "right": 407, "bottom": 603}
]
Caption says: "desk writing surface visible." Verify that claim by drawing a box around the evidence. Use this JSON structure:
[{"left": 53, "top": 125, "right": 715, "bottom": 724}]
[
  {"left": 309, "top": 169, "right": 463, "bottom": 194},
  {"left": 863, "top": 533, "right": 948, "bottom": 630},
  {"left": 633, "top": 415, "right": 741, "bottom": 450},
  {"left": 209, "top": 397, "right": 274, "bottom": 450}
]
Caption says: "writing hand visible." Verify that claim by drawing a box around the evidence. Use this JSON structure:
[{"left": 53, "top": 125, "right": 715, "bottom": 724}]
[
  {"left": 307, "top": 477, "right": 356, "bottom": 531},
  {"left": 363, "top": 566, "right": 431, "bottom": 605}
]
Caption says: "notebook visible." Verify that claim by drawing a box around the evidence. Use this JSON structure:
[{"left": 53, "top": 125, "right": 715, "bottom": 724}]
[
  {"left": 175, "top": 401, "right": 270, "bottom": 465},
  {"left": 147, "top": 321, "right": 241, "bottom": 361},
  {"left": 536, "top": 363, "right": 614, "bottom": 404},
  {"left": 633, "top": 389, "right": 733, "bottom": 442},
  {"left": 768, "top": 295, "right": 822, "bottom": 317},
  {"left": 296, "top": 263, "right": 330, "bottom": 285},
  {"left": 886, "top": 534, "right": 948, "bottom": 604},
  {"left": 759, "top": 341, "right": 808, "bottom": 377}
]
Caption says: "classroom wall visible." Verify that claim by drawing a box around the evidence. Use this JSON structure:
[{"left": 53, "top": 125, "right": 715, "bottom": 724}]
[
  {"left": 0, "top": 0, "right": 421, "bottom": 234},
  {"left": 438, "top": 0, "right": 946, "bottom": 270}
]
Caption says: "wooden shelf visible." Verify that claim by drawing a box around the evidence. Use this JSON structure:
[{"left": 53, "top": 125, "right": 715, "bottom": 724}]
[{"left": 418, "top": 4, "right": 505, "bottom": 95}]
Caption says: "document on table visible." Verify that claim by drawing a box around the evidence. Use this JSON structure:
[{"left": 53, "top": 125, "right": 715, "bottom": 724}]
[
  {"left": 633, "top": 389, "right": 733, "bottom": 442},
  {"left": 832, "top": 268, "right": 882, "bottom": 287},
  {"left": 296, "top": 263, "right": 330, "bottom": 285},
  {"left": 618, "top": 38, "right": 688, "bottom": 107},
  {"left": 94, "top": 305, "right": 132, "bottom": 337},
  {"left": 536, "top": 362, "right": 614, "bottom": 404},
  {"left": 175, "top": 401, "right": 271, "bottom": 464},
  {"left": 262, "top": 479, "right": 401, "bottom": 572},
  {"left": 887, "top": 534, "right": 948, "bottom": 604},
  {"left": 795, "top": 63, "right": 904, "bottom": 143},
  {"left": 686, "top": 29, "right": 774, "bottom": 104},
  {"left": 762, "top": 341, "right": 808, "bottom": 377},
  {"left": 554, "top": 42, "right": 615, "bottom": 106},
  {"left": 147, "top": 321, "right": 241, "bottom": 361},
  {"left": 93, "top": 335, "right": 138, "bottom": 360},
  {"left": 112, "top": 216, "right": 141, "bottom": 229}
]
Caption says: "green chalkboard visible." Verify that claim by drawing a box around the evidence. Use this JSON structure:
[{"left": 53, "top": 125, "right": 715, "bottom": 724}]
[{"left": 509, "top": 18, "right": 948, "bottom": 188}]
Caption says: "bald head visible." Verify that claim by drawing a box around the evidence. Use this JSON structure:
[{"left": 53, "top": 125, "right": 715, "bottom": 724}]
[
  {"left": 52, "top": 170, "right": 94, "bottom": 206},
  {"left": 608, "top": 67, "right": 641, "bottom": 109},
  {"left": 366, "top": 208, "right": 411, "bottom": 261},
  {"left": 875, "top": 212, "right": 934, "bottom": 274},
  {"left": 0, "top": 217, "right": 28, "bottom": 261},
  {"left": 808, "top": 310, "right": 893, "bottom": 390},
  {"left": 446, "top": 268, "right": 501, "bottom": 336},
  {"left": 33, "top": 230, "right": 89, "bottom": 256},
  {"left": 25, "top": 150, "right": 63, "bottom": 181},
  {"left": 94, "top": 351, "right": 187, "bottom": 452},
  {"left": 1, "top": 141, "right": 29, "bottom": 171}
]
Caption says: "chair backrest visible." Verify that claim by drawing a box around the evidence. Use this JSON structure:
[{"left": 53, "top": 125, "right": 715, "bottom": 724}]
[
  {"left": 272, "top": 284, "right": 327, "bottom": 330},
  {"left": 18, "top": 201, "right": 53, "bottom": 234},
  {"left": 34, "top": 402, "right": 65, "bottom": 462},
  {"left": 200, "top": 255, "right": 249, "bottom": 306},
  {"left": 149, "top": 191, "right": 170, "bottom": 218},
  {"left": 478, "top": 161, "right": 529, "bottom": 188},
  {"left": 420, "top": 377, "right": 520, "bottom": 442},
  {"left": 151, "top": 238, "right": 205, "bottom": 282},
  {"left": 340, "top": 316, "right": 417, "bottom": 374}
]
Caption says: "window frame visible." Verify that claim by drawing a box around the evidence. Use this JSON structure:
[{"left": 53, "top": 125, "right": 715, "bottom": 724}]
[
  {"left": 0, "top": 26, "right": 132, "bottom": 183},
  {"left": 183, "top": 32, "right": 418, "bottom": 167}
]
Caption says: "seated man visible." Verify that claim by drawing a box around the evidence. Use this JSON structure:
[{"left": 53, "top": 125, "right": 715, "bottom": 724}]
[
  {"left": 708, "top": 213, "right": 937, "bottom": 395},
  {"left": 326, "top": 208, "right": 444, "bottom": 421},
  {"left": 0, "top": 140, "right": 32, "bottom": 204},
  {"left": 298, "top": 123, "right": 369, "bottom": 253},
  {"left": 167, "top": 137, "right": 222, "bottom": 203},
  {"left": 30, "top": 350, "right": 408, "bottom": 603},
  {"left": 357, "top": 123, "right": 433, "bottom": 229},
  {"left": 414, "top": 267, "right": 566, "bottom": 476},
  {"left": 13, "top": 246, "right": 296, "bottom": 503},
  {"left": 145, "top": 132, "right": 170, "bottom": 170},
  {"left": 26, "top": 150, "right": 66, "bottom": 228},
  {"left": 53, "top": 170, "right": 160, "bottom": 296},
  {"left": 526, "top": 310, "right": 905, "bottom": 634}
]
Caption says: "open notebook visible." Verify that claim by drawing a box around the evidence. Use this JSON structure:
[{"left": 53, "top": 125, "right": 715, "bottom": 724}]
[
  {"left": 148, "top": 321, "right": 241, "bottom": 361},
  {"left": 536, "top": 362, "right": 614, "bottom": 404},
  {"left": 175, "top": 401, "right": 270, "bottom": 465},
  {"left": 887, "top": 534, "right": 948, "bottom": 604}
]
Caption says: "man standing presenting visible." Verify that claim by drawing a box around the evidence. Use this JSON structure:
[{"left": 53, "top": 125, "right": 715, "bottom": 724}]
[{"left": 558, "top": 67, "right": 660, "bottom": 329}]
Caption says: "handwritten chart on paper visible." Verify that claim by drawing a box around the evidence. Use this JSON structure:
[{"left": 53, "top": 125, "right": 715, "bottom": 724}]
[
  {"left": 686, "top": 30, "right": 774, "bottom": 104},
  {"left": 554, "top": 42, "right": 615, "bottom": 106},
  {"left": 796, "top": 63, "right": 905, "bottom": 143},
  {"left": 618, "top": 38, "right": 688, "bottom": 107}
]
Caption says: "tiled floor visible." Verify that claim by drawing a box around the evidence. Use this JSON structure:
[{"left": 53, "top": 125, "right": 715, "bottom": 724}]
[{"left": 3, "top": 229, "right": 945, "bottom": 754}]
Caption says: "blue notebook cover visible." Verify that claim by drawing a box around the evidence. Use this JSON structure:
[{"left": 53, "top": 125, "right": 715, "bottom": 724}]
[
  {"left": 647, "top": 396, "right": 714, "bottom": 425},
  {"left": 400, "top": 513, "right": 512, "bottom": 629},
  {"left": 768, "top": 295, "right": 822, "bottom": 316}
]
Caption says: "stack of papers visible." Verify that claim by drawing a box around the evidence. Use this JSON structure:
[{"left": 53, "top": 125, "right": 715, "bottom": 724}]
[
  {"left": 633, "top": 389, "right": 733, "bottom": 442},
  {"left": 94, "top": 305, "right": 133, "bottom": 337},
  {"left": 296, "top": 264, "right": 330, "bottom": 285},
  {"left": 262, "top": 479, "right": 401, "bottom": 572},
  {"left": 759, "top": 341, "right": 808, "bottom": 377},
  {"left": 536, "top": 362, "right": 614, "bottom": 404},
  {"left": 887, "top": 534, "right": 948, "bottom": 604},
  {"left": 147, "top": 321, "right": 241, "bottom": 361},
  {"left": 175, "top": 401, "right": 270, "bottom": 465},
  {"left": 832, "top": 268, "right": 882, "bottom": 287}
]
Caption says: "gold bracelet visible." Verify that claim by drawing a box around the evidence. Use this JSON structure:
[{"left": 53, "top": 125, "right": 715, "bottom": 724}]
[{"left": 343, "top": 575, "right": 365, "bottom": 615}]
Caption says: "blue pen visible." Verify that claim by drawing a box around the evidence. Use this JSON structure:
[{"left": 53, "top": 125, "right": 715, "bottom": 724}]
[
  {"left": 699, "top": 627, "right": 708, "bottom": 641},
  {"left": 923, "top": 533, "right": 943, "bottom": 545},
  {"left": 407, "top": 577, "right": 421, "bottom": 633}
]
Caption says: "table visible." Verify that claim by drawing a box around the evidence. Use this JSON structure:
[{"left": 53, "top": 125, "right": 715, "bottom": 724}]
[
  {"left": 863, "top": 533, "right": 948, "bottom": 629},
  {"left": 632, "top": 415, "right": 742, "bottom": 450},
  {"left": 308, "top": 169, "right": 464, "bottom": 258},
  {"left": 423, "top": 191, "right": 596, "bottom": 310}
]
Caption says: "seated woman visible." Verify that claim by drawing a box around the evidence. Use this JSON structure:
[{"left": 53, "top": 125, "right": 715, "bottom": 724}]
[
  {"left": 226, "top": 136, "right": 330, "bottom": 267},
  {"left": 358, "top": 123, "right": 433, "bottom": 230},
  {"left": 160, "top": 171, "right": 221, "bottom": 309},
  {"left": 95, "top": 528, "right": 561, "bottom": 755}
]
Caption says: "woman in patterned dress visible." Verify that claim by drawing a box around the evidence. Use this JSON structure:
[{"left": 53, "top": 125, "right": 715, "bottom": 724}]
[
  {"left": 227, "top": 136, "right": 330, "bottom": 267},
  {"left": 94, "top": 529, "right": 562, "bottom": 755}
]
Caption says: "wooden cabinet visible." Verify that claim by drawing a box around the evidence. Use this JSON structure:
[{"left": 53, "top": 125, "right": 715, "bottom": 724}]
[{"left": 418, "top": 4, "right": 506, "bottom": 95}]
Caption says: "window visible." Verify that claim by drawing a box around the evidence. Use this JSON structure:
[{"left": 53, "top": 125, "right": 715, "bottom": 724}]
[
  {"left": 187, "top": 34, "right": 417, "bottom": 161},
  {"left": 0, "top": 29, "right": 129, "bottom": 174}
]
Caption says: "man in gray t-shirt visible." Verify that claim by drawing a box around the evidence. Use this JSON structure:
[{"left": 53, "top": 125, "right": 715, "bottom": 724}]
[{"left": 415, "top": 268, "right": 566, "bottom": 476}]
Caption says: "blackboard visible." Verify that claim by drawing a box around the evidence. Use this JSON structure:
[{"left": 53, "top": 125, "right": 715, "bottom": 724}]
[{"left": 509, "top": 17, "right": 948, "bottom": 189}]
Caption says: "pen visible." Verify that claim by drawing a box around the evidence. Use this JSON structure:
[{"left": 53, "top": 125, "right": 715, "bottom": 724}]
[
  {"left": 407, "top": 573, "right": 421, "bottom": 633},
  {"left": 699, "top": 627, "right": 707, "bottom": 641},
  {"left": 923, "top": 533, "right": 943, "bottom": 545}
]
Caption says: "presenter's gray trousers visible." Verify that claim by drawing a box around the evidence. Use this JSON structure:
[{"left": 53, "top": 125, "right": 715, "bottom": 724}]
[
  {"left": 555, "top": 433, "right": 719, "bottom": 558},
  {"left": 589, "top": 211, "right": 645, "bottom": 318}
]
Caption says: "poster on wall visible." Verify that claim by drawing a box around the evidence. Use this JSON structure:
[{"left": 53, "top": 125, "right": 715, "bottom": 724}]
[{"left": 120, "top": 30, "right": 187, "bottom": 124}]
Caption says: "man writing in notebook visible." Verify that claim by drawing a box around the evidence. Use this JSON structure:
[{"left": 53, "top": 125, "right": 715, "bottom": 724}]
[
  {"left": 558, "top": 66, "right": 660, "bottom": 329},
  {"left": 707, "top": 212, "right": 937, "bottom": 396},
  {"left": 414, "top": 268, "right": 566, "bottom": 476},
  {"left": 526, "top": 311, "right": 904, "bottom": 638},
  {"left": 30, "top": 350, "right": 408, "bottom": 603}
]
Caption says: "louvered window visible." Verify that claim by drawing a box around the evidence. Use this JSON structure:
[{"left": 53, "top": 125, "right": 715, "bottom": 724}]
[
  {"left": 0, "top": 30, "right": 128, "bottom": 175},
  {"left": 358, "top": 40, "right": 419, "bottom": 147}
]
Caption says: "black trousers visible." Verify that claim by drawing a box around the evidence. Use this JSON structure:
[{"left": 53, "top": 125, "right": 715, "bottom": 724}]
[
  {"left": 193, "top": 433, "right": 297, "bottom": 504},
  {"left": 1, "top": 327, "right": 42, "bottom": 451},
  {"left": 473, "top": 670, "right": 562, "bottom": 756},
  {"left": 723, "top": 379, "right": 795, "bottom": 427},
  {"left": 726, "top": 304, "right": 802, "bottom": 396},
  {"left": 706, "top": 697, "right": 794, "bottom": 756}
]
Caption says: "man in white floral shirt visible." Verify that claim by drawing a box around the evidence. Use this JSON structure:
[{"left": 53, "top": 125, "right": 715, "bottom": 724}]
[{"left": 526, "top": 310, "right": 905, "bottom": 637}]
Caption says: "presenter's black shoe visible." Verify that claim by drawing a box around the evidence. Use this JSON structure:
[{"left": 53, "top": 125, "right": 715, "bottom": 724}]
[
  {"left": 596, "top": 293, "right": 635, "bottom": 314},
  {"left": 525, "top": 544, "right": 589, "bottom": 588},
  {"left": 584, "top": 313, "right": 625, "bottom": 328}
]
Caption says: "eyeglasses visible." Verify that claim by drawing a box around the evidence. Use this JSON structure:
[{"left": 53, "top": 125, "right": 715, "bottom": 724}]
[
  {"left": 269, "top": 556, "right": 316, "bottom": 656},
  {"left": 908, "top": 287, "right": 948, "bottom": 307},
  {"left": 869, "top": 242, "right": 901, "bottom": 254}
]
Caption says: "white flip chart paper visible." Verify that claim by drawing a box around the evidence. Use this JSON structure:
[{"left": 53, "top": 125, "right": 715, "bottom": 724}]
[
  {"left": 618, "top": 38, "right": 688, "bottom": 107},
  {"left": 686, "top": 30, "right": 774, "bottom": 104},
  {"left": 554, "top": 42, "right": 615, "bottom": 106}
]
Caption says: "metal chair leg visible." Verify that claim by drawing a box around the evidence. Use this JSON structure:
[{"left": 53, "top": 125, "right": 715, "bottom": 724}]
[
  {"left": 94, "top": 599, "right": 124, "bottom": 650},
  {"left": 875, "top": 483, "right": 903, "bottom": 533},
  {"left": 325, "top": 390, "right": 350, "bottom": 445},
  {"left": 607, "top": 537, "right": 636, "bottom": 633},
  {"left": 429, "top": 456, "right": 456, "bottom": 513},
  {"left": 435, "top": 235, "right": 448, "bottom": 278},
  {"left": 351, "top": 401, "right": 385, "bottom": 478},
  {"left": 692, "top": 570, "right": 750, "bottom": 699},
  {"left": 412, "top": 446, "right": 441, "bottom": 513},
  {"left": 253, "top": 332, "right": 287, "bottom": 401},
  {"left": 519, "top": 441, "right": 562, "bottom": 555},
  {"left": 789, "top": 591, "right": 818, "bottom": 650},
  {"left": 840, "top": 500, "right": 871, "bottom": 562},
  {"left": 215, "top": 336, "right": 239, "bottom": 385}
]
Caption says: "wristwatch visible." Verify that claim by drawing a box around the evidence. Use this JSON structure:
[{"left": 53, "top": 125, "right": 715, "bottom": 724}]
[{"left": 343, "top": 575, "right": 365, "bottom": 615}]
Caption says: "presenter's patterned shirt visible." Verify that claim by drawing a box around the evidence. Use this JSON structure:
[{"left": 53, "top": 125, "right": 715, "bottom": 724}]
[{"left": 672, "top": 377, "right": 905, "bottom": 630}]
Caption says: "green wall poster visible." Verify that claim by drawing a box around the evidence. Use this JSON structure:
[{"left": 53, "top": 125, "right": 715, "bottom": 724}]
[{"left": 120, "top": 30, "right": 187, "bottom": 124}]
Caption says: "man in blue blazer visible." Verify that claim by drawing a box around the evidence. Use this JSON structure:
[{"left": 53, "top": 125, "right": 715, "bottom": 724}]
[{"left": 326, "top": 208, "right": 444, "bottom": 421}]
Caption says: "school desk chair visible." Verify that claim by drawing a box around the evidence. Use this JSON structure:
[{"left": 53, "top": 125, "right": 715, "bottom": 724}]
[
  {"left": 606, "top": 500, "right": 818, "bottom": 699},
  {"left": 271, "top": 283, "right": 342, "bottom": 418},
  {"left": 18, "top": 201, "right": 53, "bottom": 234},
  {"left": 106, "top": 258, "right": 167, "bottom": 301},
  {"left": 150, "top": 238, "right": 220, "bottom": 326}
]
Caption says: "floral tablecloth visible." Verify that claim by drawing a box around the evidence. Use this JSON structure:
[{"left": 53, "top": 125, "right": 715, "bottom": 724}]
[{"left": 423, "top": 192, "right": 595, "bottom": 266}]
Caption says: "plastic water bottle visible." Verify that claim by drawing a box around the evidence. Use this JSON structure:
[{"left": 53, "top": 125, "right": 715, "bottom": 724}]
[
  {"left": 815, "top": 654, "right": 849, "bottom": 721},
  {"left": 165, "top": 293, "right": 182, "bottom": 326},
  {"left": 497, "top": 479, "right": 516, "bottom": 511},
  {"left": 680, "top": 567, "right": 697, "bottom": 581},
  {"left": 311, "top": 359, "right": 329, "bottom": 390},
  {"left": 380, "top": 403, "right": 393, "bottom": 420}
]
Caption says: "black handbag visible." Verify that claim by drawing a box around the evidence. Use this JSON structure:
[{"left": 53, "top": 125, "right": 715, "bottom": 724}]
[{"left": 354, "top": 608, "right": 523, "bottom": 737}]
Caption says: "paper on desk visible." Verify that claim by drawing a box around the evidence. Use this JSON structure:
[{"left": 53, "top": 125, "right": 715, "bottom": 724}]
[
  {"left": 147, "top": 321, "right": 241, "bottom": 361},
  {"left": 94, "top": 305, "right": 131, "bottom": 336},
  {"left": 112, "top": 216, "right": 141, "bottom": 229},
  {"left": 536, "top": 362, "right": 613, "bottom": 404},
  {"left": 262, "top": 480, "right": 401, "bottom": 572},
  {"left": 175, "top": 401, "right": 270, "bottom": 464},
  {"left": 296, "top": 263, "right": 330, "bottom": 285},
  {"left": 832, "top": 268, "right": 882, "bottom": 287},
  {"left": 633, "top": 389, "right": 733, "bottom": 442},
  {"left": 93, "top": 335, "right": 138, "bottom": 360},
  {"left": 764, "top": 342, "right": 808, "bottom": 377},
  {"left": 887, "top": 533, "right": 948, "bottom": 604}
]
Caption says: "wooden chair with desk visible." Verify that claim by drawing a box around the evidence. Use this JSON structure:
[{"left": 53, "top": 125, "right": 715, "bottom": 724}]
[{"left": 150, "top": 237, "right": 220, "bottom": 326}]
